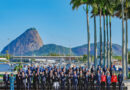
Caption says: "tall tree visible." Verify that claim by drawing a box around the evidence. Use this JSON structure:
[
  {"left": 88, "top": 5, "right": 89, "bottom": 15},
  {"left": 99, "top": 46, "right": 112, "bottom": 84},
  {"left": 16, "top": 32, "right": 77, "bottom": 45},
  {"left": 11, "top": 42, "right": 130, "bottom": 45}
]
[
  {"left": 109, "top": 15, "right": 112, "bottom": 67},
  {"left": 70, "top": 0, "right": 91, "bottom": 68},
  {"left": 91, "top": 2, "right": 98, "bottom": 68},
  {"left": 103, "top": 8, "right": 106, "bottom": 67},
  {"left": 98, "top": 1, "right": 103, "bottom": 66},
  {"left": 122, "top": 0, "right": 126, "bottom": 79},
  {"left": 106, "top": 16, "right": 109, "bottom": 68}
]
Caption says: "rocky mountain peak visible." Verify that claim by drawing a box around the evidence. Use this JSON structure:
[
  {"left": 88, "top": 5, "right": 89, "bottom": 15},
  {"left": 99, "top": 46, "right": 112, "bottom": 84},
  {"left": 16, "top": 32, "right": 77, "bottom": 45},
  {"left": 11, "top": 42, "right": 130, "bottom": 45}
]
[{"left": 1, "top": 28, "right": 43, "bottom": 56}]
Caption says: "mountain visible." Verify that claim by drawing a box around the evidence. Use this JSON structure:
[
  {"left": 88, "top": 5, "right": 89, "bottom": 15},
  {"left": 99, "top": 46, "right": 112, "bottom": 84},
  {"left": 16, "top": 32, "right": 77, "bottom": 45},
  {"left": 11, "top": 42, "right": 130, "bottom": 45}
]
[
  {"left": 26, "top": 44, "right": 73, "bottom": 56},
  {"left": 72, "top": 43, "right": 122, "bottom": 56},
  {"left": 1, "top": 28, "right": 43, "bottom": 55},
  {"left": 1, "top": 27, "right": 127, "bottom": 56},
  {"left": 26, "top": 43, "right": 123, "bottom": 56}
]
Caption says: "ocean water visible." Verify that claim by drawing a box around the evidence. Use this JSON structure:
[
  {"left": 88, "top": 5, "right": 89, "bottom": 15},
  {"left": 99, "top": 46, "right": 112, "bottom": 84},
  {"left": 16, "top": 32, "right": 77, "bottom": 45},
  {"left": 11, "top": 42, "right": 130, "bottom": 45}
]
[{"left": 0, "top": 64, "right": 13, "bottom": 72}]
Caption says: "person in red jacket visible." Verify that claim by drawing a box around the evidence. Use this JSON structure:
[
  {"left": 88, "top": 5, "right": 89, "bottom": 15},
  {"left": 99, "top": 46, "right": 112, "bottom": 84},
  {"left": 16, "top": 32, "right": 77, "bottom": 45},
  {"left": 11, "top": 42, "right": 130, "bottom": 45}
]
[
  {"left": 111, "top": 72, "right": 117, "bottom": 90},
  {"left": 101, "top": 72, "right": 106, "bottom": 90}
]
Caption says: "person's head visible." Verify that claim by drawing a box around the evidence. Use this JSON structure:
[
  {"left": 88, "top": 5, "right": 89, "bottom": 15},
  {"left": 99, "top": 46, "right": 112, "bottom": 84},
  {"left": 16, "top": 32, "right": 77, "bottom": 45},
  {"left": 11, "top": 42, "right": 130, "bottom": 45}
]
[
  {"left": 5, "top": 72, "right": 7, "bottom": 75},
  {"left": 20, "top": 68, "right": 22, "bottom": 71},
  {"left": 86, "top": 71, "right": 89, "bottom": 75},
  {"left": 28, "top": 70, "right": 31, "bottom": 74},
  {"left": 107, "top": 72, "right": 110, "bottom": 76},
  {"left": 119, "top": 71, "right": 122, "bottom": 74},
  {"left": 42, "top": 71, "right": 44, "bottom": 75},
  {"left": 97, "top": 70, "right": 100, "bottom": 73},
  {"left": 55, "top": 71, "right": 57, "bottom": 76},
  {"left": 17, "top": 71, "right": 20, "bottom": 74},
  {"left": 35, "top": 73, "right": 37, "bottom": 76},
  {"left": 102, "top": 72, "right": 104, "bottom": 75},
  {"left": 74, "top": 71, "right": 76, "bottom": 75},
  {"left": 11, "top": 73, "right": 13, "bottom": 77},
  {"left": 61, "top": 72, "right": 64, "bottom": 76},
  {"left": 80, "top": 70, "right": 82, "bottom": 73},
  {"left": 22, "top": 71, "right": 25, "bottom": 76},
  {"left": 113, "top": 72, "right": 116, "bottom": 75}
]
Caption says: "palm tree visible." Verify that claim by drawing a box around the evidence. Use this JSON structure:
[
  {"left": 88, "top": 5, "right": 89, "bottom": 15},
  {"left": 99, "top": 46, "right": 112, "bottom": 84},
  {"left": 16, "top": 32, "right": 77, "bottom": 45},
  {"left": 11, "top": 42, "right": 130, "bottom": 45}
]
[
  {"left": 106, "top": 16, "right": 109, "bottom": 68},
  {"left": 86, "top": 5, "right": 91, "bottom": 68},
  {"left": 125, "top": 0, "right": 129, "bottom": 78},
  {"left": 114, "top": 0, "right": 130, "bottom": 79},
  {"left": 103, "top": 8, "right": 106, "bottom": 67},
  {"left": 91, "top": 2, "right": 98, "bottom": 68},
  {"left": 70, "top": 0, "right": 91, "bottom": 68},
  {"left": 109, "top": 15, "right": 112, "bottom": 67},
  {"left": 121, "top": 0, "right": 126, "bottom": 79},
  {"left": 96, "top": 1, "right": 103, "bottom": 66}
]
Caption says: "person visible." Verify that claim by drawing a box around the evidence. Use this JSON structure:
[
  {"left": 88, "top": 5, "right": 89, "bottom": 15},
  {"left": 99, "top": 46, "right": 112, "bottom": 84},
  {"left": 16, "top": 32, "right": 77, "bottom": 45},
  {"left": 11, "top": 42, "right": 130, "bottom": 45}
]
[
  {"left": 110, "top": 65, "right": 113, "bottom": 76},
  {"left": 53, "top": 72, "right": 60, "bottom": 90},
  {"left": 91, "top": 65, "right": 95, "bottom": 73},
  {"left": 106, "top": 72, "right": 111, "bottom": 90},
  {"left": 9, "top": 73, "right": 15, "bottom": 90},
  {"left": 16, "top": 72, "right": 21, "bottom": 90},
  {"left": 21, "top": 71, "right": 27, "bottom": 90},
  {"left": 66, "top": 72, "right": 72, "bottom": 90},
  {"left": 84, "top": 71, "right": 89, "bottom": 90},
  {"left": 103, "top": 65, "right": 107, "bottom": 73},
  {"left": 96, "top": 70, "right": 101, "bottom": 90},
  {"left": 60, "top": 72, "right": 66, "bottom": 89},
  {"left": 111, "top": 72, "right": 117, "bottom": 90},
  {"left": 27, "top": 70, "right": 32, "bottom": 90},
  {"left": 48, "top": 71, "right": 53, "bottom": 90},
  {"left": 78, "top": 71, "right": 84, "bottom": 90},
  {"left": 41, "top": 71, "right": 46, "bottom": 90},
  {"left": 90, "top": 73, "right": 95, "bottom": 90},
  {"left": 101, "top": 72, "right": 106, "bottom": 90},
  {"left": 3, "top": 72, "right": 9, "bottom": 90},
  {"left": 118, "top": 71, "right": 123, "bottom": 90},
  {"left": 33, "top": 73, "right": 39, "bottom": 90},
  {"left": 72, "top": 71, "right": 78, "bottom": 90}
]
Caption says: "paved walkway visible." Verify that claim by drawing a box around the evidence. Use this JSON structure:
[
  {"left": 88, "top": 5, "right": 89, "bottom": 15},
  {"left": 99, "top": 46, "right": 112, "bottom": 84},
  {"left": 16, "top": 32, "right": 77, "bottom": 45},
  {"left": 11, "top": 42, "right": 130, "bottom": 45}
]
[{"left": 124, "top": 79, "right": 130, "bottom": 90}]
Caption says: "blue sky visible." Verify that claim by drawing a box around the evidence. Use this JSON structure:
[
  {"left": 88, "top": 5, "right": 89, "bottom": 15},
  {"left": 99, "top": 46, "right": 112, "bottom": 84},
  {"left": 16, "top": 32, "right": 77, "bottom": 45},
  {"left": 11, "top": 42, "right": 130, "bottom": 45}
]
[{"left": 0, "top": 0, "right": 129, "bottom": 51}]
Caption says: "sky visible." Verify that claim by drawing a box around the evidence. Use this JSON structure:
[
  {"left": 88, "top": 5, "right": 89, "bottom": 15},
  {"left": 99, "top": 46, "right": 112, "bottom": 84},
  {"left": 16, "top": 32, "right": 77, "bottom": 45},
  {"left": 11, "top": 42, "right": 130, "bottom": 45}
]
[{"left": 0, "top": 0, "right": 130, "bottom": 51}]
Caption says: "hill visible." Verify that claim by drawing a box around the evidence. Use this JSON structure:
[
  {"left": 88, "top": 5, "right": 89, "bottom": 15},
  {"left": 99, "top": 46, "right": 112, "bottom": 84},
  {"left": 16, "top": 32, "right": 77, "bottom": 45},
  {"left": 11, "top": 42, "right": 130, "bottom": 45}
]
[{"left": 1, "top": 28, "right": 43, "bottom": 55}]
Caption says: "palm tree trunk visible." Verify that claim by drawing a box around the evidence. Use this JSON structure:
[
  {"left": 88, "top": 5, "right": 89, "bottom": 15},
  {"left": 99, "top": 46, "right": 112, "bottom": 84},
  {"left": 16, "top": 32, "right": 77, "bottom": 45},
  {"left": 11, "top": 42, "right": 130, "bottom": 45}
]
[
  {"left": 122, "top": 0, "right": 126, "bottom": 79},
  {"left": 125, "top": 12, "right": 128, "bottom": 78},
  {"left": 103, "top": 15, "right": 106, "bottom": 67},
  {"left": 86, "top": 5, "right": 90, "bottom": 69},
  {"left": 106, "top": 16, "right": 109, "bottom": 68},
  {"left": 100, "top": 8, "right": 102, "bottom": 66},
  {"left": 109, "top": 16, "right": 112, "bottom": 67},
  {"left": 94, "top": 15, "right": 97, "bottom": 68}
]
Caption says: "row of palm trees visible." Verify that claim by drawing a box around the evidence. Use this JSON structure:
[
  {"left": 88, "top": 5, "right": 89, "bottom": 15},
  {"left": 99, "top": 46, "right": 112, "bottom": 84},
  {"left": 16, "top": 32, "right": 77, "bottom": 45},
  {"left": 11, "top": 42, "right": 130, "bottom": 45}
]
[{"left": 70, "top": 0, "right": 129, "bottom": 79}]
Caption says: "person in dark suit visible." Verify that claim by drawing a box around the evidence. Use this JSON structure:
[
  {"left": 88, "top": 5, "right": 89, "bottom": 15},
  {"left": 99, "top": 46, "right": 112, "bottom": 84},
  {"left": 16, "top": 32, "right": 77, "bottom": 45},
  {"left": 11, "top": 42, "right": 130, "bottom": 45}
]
[
  {"left": 16, "top": 72, "right": 21, "bottom": 90},
  {"left": 27, "top": 70, "right": 32, "bottom": 90},
  {"left": 66, "top": 72, "right": 72, "bottom": 90},
  {"left": 96, "top": 70, "right": 101, "bottom": 90},
  {"left": 41, "top": 71, "right": 46, "bottom": 90},
  {"left": 90, "top": 73, "right": 95, "bottom": 90},
  {"left": 106, "top": 72, "right": 111, "bottom": 90},
  {"left": 33, "top": 73, "right": 39, "bottom": 90},
  {"left": 84, "top": 71, "right": 89, "bottom": 90},
  {"left": 78, "top": 71, "right": 84, "bottom": 90},
  {"left": 60, "top": 72, "right": 66, "bottom": 90},
  {"left": 118, "top": 71, "right": 123, "bottom": 90},
  {"left": 3, "top": 72, "right": 9, "bottom": 90},
  {"left": 21, "top": 71, "right": 27, "bottom": 90},
  {"left": 72, "top": 71, "right": 78, "bottom": 90}
]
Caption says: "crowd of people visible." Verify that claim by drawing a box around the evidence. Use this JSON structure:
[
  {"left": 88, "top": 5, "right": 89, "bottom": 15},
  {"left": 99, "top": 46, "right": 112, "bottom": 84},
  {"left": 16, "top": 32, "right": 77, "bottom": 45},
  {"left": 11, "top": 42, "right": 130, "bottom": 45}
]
[{"left": 3, "top": 64, "right": 123, "bottom": 90}]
